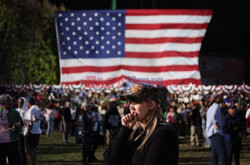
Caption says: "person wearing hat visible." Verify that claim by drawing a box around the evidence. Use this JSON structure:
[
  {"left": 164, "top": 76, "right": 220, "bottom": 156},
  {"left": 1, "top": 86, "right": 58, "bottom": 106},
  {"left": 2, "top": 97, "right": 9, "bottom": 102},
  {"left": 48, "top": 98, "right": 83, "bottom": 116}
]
[
  {"left": 104, "top": 83, "right": 179, "bottom": 165},
  {"left": 0, "top": 94, "right": 23, "bottom": 165},
  {"left": 223, "top": 105, "right": 242, "bottom": 165},
  {"left": 24, "top": 96, "right": 42, "bottom": 165}
]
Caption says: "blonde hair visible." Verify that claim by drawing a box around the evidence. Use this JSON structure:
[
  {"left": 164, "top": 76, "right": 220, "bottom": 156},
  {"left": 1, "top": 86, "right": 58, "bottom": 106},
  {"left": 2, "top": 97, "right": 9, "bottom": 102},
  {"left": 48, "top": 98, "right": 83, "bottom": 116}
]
[{"left": 129, "top": 98, "right": 163, "bottom": 150}]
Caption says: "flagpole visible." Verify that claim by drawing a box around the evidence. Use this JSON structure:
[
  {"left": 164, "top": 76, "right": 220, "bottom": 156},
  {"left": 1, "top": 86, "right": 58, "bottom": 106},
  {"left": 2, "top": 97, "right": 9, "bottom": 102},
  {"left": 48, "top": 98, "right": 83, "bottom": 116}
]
[{"left": 111, "top": 0, "right": 116, "bottom": 10}]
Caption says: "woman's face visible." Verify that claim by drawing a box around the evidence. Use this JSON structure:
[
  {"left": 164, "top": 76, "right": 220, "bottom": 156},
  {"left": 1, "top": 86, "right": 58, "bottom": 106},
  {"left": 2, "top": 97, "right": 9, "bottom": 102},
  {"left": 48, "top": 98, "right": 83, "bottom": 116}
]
[
  {"left": 169, "top": 107, "right": 174, "bottom": 113},
  {"left": 129, "top": 100, "right": 154, "bottom": 122},
  {"left": 17, "top": 99, "right": 24, "bottom": 108}
]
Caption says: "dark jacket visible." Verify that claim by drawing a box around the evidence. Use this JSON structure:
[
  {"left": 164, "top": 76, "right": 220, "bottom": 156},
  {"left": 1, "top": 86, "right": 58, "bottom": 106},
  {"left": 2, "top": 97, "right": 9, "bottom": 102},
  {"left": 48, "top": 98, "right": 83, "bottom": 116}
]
[
  {"left": 104, "top": 107, "right": 121, "bottom": 130},
  {"left": 223, "top": 113, "right": 242, "bottom": 142},
  {"left": 190, "top": 108, "right": 201, "bottom": 126},
  {"left": 62, "top": 107, "right": 72, "bottom": 123},
  {"left": 104, "top": 121, "right": 179, "bottom": 165},
  {"left": 77, "top": 111, "right": 92, "bottom": 136}
]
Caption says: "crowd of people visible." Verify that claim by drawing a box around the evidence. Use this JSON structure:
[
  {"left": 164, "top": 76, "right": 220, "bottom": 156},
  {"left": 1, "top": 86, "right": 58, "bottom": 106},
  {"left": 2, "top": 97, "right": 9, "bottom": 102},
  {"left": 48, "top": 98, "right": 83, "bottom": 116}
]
[{"left": 0, "top": 84, "right": 249, "bottom": 165}]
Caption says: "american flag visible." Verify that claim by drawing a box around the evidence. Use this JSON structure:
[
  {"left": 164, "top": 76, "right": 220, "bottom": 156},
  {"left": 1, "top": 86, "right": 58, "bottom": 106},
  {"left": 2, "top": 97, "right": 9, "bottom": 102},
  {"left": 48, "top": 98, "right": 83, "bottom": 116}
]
[{"left": 55, "top": 9, "right": 213, "bottom": 87}]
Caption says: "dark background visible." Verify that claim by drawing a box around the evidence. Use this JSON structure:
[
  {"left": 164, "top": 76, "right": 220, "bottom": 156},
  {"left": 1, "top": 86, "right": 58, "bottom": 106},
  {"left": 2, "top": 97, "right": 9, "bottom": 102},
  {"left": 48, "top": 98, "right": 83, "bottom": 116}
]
[{"left": 48, "top": 0, "right": 248, "bottom": 84}]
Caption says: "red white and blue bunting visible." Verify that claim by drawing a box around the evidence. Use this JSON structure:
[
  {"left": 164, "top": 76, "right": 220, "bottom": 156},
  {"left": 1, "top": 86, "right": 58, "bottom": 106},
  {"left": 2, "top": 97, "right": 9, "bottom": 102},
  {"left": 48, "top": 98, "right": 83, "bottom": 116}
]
[
  {"left": 221, "top": 85, "right": 237, "bottom": 93},
  {"left": 68, "top": 84, "right": 84, "bottom": 92},
  {"left": 177, "top": 84, "right": 196, "bottom": 94},
  {"left": 241, "top": 85, "right": 250, "bottom": 94},
  {"left": 12, "top": 84, "right": 26, "bottom": 92},
  {"left": 29, "top": 84, "right": 46, "bottom": 92},
  {"left": 2, "top": 84, "right": 250, "bottom": 95}
]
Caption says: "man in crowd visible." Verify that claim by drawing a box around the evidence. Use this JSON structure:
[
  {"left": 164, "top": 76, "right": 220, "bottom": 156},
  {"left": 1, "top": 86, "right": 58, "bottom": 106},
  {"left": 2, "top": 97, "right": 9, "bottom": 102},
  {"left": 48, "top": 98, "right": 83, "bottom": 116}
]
[
  {"left": 223, "top": 105, "right": 242, "bottom": 165},
  {"left": 104, "top": 98, "right": 121, "bottom": 145},
  {"left": 89, "top": 102, "right": 102, "bottom": 162},
  {"left": 190, "top": 103, "right": 201, "bottom": 146},
  {"left": 25, "top": 96, "right": 42, "bottom": 165},
  {"left": 62, "top": 101, "right": 72, "bottom": 144},
  {"left": 206, "top": 95, "right": 227, "bottom": 165},
  {"left": 77, "top": 102, "right": 92, "bottom": 164},
  {"left": 16, "top": 97, "right": 29, "bottom": 165}
]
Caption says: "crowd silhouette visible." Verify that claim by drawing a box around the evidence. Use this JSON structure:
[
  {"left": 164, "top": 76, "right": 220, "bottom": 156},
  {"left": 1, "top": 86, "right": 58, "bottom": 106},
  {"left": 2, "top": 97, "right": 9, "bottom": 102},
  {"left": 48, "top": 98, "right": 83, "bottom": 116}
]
[{"left": 0, "top": 84, "right": 249, "bottom": 165}]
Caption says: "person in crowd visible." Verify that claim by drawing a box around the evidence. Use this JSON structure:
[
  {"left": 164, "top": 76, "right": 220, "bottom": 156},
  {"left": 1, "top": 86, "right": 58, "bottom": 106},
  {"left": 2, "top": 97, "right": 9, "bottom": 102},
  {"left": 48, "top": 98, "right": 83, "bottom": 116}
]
[
  {"left": 76, "top": 102, "right": 92, "bottom": 164},
  {"left": 164, "top": 105, "right": 179, "bottom": 135},
  {"left": 16, "top": 97, "right": 29, "bottom": 165},
  {"left": 62, "top": 101, "right": 72, "bottom": 144},
  {"left": 99, "top": 91, "right": 109, "bottom": 112},
  {"left": 245, "top": 104, "right": 250, "bottom": 138},
  {"left": 190, "top": 103, "right": 202, "bottom": 146},
  {"left": 200, "top": 99, "right": 211, "bottom": 148},
  {"left": 89, "top": 102, "right": 103, "bottom": 162},
  {"left": 0, "top": 94, "right": 23, "bottom": 165},
  {"left": 104, "top": 83, "right": 179, "bottom": 165},
  {"left": 53, "top": 101, "right": 62, "bottom": 132},
  {"left": 223, "top": 105, "right": 242, "bottom": 165},
  {"left": 24, "top": 96, "right": 42, "bottom": 165},
  {"left": 104, "top": 98, "right": 121, "bottom": 145},
  {"left": 184, "top": 103, "right": 192, "bottom": 135},
  {"left": 70, "top": 103, "right": 77, "bottom": 137},
  {"left": 236, "top": 103, "right": 246, "bottom": 137},
  {"left": 206, "top": 95, "right": 227, "bottom": 165},
  {"left": 177, "top": 104, "right": 186, "bottom": 139},
  {"left": 44, "top": 102, "right": 55, "bottom": 136}
]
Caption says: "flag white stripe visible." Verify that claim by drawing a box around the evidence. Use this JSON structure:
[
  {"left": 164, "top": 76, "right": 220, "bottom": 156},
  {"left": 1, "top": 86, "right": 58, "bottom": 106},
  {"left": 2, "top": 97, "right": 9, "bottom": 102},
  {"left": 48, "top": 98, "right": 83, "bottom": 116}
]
[
  {"left": 126, "top": 43, "right": 201, "bottom": 52},
  {"left": 61, "top": 70, "right": 200, "bottom": 82},
  {"left": 126, "top": 15, "right": 212, "bottom": 24},
  {"left": 60, "top": 57, "right": 198, "bottom": 67},
  {"left": 125, "top": 29, "right": 206, "bottom": 38}
]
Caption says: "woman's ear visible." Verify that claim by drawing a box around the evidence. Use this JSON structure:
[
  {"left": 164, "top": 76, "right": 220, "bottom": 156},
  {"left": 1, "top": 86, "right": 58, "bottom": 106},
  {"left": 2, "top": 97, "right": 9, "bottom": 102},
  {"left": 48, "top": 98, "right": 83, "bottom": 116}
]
[{"left": 149, "top": 100, "right": 156, "bottom": 110}]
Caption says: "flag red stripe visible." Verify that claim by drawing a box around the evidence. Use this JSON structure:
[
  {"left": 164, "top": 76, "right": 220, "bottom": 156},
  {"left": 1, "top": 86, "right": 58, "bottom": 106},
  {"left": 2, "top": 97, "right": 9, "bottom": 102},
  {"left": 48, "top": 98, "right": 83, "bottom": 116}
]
[
  {"left": 126, "top": 9, "right": 213, "bottom": 16},
  {"left": 126, "top": 76, "right": 202, "bottom": 86},
  {"left": 62, "top": 76, "right": 201, "bottom": 86},
  {"left": 61, "top": 65, "right": 199, "bottom": 74},
  {"left": 126, "top": 37, "right": 203, "bottom": 44},
  {"left": 62, "top": 76, "right": 125, "bottom": 86},
  {"left": 125, "top": 51, "right": 199, "bottom": 58},
  {"left": 126, "top": 23, "right": 208, "bottom": 30}
]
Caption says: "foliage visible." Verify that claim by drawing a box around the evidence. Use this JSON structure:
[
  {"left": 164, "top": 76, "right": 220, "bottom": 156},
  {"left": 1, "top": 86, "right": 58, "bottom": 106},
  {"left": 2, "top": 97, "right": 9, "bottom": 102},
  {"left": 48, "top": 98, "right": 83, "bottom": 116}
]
[{"left": 0, "top": 0, "right": 61, "bottom": 84}]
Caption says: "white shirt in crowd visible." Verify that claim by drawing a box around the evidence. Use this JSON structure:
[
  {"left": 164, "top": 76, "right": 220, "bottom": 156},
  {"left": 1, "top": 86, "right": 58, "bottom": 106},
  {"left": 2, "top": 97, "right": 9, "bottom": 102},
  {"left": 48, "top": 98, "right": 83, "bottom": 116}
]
[
  {"left": 91, "top": 111, "right": 102, "bottom": 132},
  {"left": 246, "top": 108, "right": 250, "bottom": 119},
  {"left": 206, "top": 102, "right": 223, "bottom": 138},
  {"left": 24, "top": 105, "right": 42, "bottom": 135},
  {"left": 16, "top": 97, "right": 29, "bottom": 135}
]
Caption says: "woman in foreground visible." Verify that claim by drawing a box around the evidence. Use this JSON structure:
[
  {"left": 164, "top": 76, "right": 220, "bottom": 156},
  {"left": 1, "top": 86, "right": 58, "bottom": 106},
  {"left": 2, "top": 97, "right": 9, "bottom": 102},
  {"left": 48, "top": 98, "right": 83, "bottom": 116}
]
[{"left": 104, "top": 83, "right": 179, "bottom": 165}]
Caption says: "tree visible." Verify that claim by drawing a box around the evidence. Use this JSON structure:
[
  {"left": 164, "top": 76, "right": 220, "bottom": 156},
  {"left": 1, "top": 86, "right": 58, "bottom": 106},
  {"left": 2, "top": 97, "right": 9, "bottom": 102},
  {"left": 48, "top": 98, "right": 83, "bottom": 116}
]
[{"left": 0, "top": 0, "right": 60, "bottom": 84}]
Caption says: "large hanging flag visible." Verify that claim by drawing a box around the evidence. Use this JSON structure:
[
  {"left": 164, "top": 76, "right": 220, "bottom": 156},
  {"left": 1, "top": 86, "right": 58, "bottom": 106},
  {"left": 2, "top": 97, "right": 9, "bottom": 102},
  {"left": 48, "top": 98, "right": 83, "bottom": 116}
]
[{"left": 55, "top": 9, "right": 213, "bottom": 87}]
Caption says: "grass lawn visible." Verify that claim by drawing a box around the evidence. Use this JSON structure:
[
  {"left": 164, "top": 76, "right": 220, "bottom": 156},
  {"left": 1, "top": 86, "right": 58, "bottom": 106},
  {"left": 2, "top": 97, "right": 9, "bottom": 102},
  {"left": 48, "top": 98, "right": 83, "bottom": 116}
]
[{"left": 37, "top": 131, "right": 250, "bottom": 165}]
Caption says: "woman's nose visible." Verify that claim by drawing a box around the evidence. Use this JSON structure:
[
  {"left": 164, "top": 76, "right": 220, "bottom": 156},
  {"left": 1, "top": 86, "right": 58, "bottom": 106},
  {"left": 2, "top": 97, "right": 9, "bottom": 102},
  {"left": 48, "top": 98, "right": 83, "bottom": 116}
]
[{"left": 129, "top": 104, "right": 135, "bottom": 111}]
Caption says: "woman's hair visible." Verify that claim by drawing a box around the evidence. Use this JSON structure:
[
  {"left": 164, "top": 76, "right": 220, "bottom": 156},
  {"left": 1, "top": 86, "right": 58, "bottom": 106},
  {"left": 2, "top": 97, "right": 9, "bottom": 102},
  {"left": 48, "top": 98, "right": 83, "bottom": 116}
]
[
  {"left": 1, "top": 94, "right": 13, "bottom": 108},
  {"left": 129, "top": 98, "right": 163, "bottom": 150}
]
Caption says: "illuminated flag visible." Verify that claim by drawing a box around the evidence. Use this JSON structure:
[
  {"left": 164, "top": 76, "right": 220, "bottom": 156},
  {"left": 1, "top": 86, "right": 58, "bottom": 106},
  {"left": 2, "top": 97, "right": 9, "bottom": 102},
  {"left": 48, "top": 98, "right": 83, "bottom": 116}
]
[{"left": 55, "top": 9, "right": 213, "bottom": 87}]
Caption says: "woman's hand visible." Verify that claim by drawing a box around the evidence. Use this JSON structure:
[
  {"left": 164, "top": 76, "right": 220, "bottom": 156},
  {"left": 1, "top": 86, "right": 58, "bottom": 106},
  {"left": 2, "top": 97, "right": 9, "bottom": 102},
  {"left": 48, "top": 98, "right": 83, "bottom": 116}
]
[{"left": 121, "top": 112, "right": 138, "bottom": 129}]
